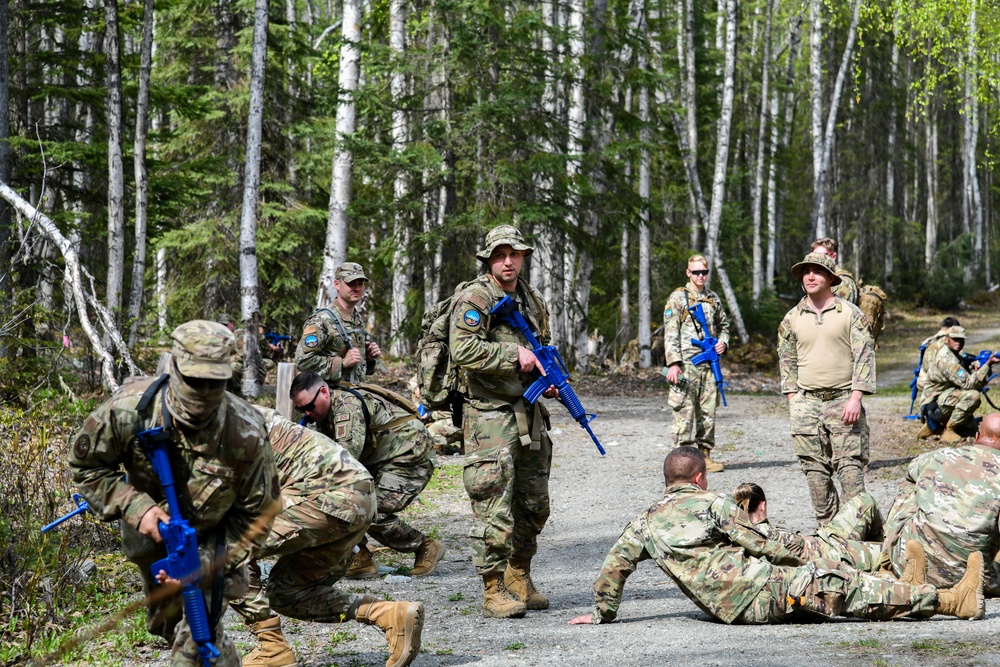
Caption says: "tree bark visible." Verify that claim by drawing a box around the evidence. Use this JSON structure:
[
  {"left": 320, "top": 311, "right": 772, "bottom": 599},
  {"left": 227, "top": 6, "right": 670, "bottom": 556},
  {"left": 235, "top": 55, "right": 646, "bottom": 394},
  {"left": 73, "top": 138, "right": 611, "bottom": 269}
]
[
  {"left": 885, "top": 26, "right": 898, "bottom": 286},
  {"left": 637, "top": 4, "right": 651, "bottom": 368},
  {"left": 564, "top": 0, "right": 585, "bottom": 356},
  {"left": 389, "top": 0, "right": 411, "bottom": 357},
  {"left": 751, "top": 0, "right": 773, "bottom": 303},
  {"left": 155, "top": 246, "right": 167, "bottom": 331},
  {"left": 104, "top": 0, "right": 125, "bottom": 325},
  {"left": 0, "top": 0, "right": 10, "bottom": 341},
  {"left": 925, "top": 97, "right": 938, "bottom": 269}
]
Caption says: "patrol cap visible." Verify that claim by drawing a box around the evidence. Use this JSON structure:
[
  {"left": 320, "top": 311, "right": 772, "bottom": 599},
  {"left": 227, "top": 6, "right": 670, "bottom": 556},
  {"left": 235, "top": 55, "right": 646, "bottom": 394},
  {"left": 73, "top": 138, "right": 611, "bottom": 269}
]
[
  {"left": 945, "top": 326, "right": 966, "bottom": 339},
  {"left": 171, "top": 320, "right": 235, "bottom": 379},
  {"left": 476, "top": 225, "right": 535, "bottom": 262},
  {"left": 791, "top": 252, "right": 842, "bottom": 287},
  {"left": 335, "top": 262, "right": 368, "bottom": 283},
  {"left": 217, "top": 313, "right": 234, "bottom": 325}
]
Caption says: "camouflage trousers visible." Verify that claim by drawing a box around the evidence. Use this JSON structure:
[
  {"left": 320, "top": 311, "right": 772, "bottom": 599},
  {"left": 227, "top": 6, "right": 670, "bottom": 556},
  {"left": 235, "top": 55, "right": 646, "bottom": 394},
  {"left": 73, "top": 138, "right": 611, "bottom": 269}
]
[
  {"left": 667, "top": 362, "right": 719, "bottom": 449},
  {"left": 735, "top": 558, "right": 937, "bottom": 624},
  {"left": 788, "top": 390, "right": 869, "bottom": 525},
  {"left": 462, "top": 401, "right": 552, "bottom": 576},
  {"left": 366, "top": 433, "right": 436, "bottom": 553},
  {"left": 230, "top": 481, "right": 376, "bottom": 624},
  {"left": 427, "top": 410, "right": 464, "bottom": 454},
  {"left": 937, "top": 389, "right": 982, "bottom": 428},
  {"left": 772, "top": 492, "right": 884, "bottom": 573},
  {"left": 122, "top": 522, "right": 247, "bottom": 667}
]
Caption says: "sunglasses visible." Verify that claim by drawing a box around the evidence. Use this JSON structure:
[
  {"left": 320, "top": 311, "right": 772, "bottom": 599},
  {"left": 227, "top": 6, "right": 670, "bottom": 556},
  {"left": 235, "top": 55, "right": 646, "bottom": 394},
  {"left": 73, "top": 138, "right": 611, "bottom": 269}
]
[
  {"left": 296, "top": 386, "right": 323, "bottom": 414},
  {"left": 689, "top": 269, "right": 710, "bottom": 276}
]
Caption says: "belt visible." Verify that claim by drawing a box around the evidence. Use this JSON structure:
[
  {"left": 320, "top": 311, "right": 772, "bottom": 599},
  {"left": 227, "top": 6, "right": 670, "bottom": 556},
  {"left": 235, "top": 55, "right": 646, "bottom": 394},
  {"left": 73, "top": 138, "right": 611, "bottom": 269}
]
[{"left": 802, "top": 389, "right": 850, "bottom": 401}]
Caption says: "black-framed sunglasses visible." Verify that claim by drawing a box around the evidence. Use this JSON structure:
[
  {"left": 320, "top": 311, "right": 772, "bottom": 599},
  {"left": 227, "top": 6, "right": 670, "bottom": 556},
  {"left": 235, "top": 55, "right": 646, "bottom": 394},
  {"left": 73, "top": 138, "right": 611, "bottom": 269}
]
[
  {"left": 689, "top": 269, "right": 710, "bottom": 276},
  {"left": 296, "top": 386, "right": 323, "bottom": 414}
]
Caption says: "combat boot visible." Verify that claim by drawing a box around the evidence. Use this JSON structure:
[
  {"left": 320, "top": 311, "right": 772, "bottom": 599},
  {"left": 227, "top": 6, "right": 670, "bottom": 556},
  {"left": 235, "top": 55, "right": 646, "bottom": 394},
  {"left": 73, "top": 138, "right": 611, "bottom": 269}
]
[
  {"left": 941, "top": 423, "right": 964, "bottom": 444},
  {"left": 411, "top": 537, "right": 445, "bottom": 577},
  {"left": 935, "top": 551, "right": 985, "bottom": 620},
  {"left": 699, "top": 446, "right": 724, "bottom": 473},
  {"left": 504, "top": 559, "right": 550, "bottom": 610},
  {"left": 481, "top": 573, "right": 527, "bottom": 619},
  {"left": 916, "top": 424, "right": 934, "bottom": 440},
  {"left": 346, "top": 544, "right": 379, "bottom": 579},
  {"left": 356, "top": 600, "right": 424, "bottom": 667},
  {"left": 898, "top": 541, "right": 927, "bottom": 586},
  {"left": 243, "top": 616, "right": 298, "bottom": 667}
]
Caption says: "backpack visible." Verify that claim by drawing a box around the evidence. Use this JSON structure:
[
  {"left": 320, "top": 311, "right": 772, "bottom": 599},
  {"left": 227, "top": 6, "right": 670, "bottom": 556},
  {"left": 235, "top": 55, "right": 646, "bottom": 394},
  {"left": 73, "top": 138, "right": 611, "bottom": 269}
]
[
  {"left": 416, "top": 281, "right": 473, "bottom": 410},
  {"left": 858, "top": 283, "right": 888, "bottom": 345}
]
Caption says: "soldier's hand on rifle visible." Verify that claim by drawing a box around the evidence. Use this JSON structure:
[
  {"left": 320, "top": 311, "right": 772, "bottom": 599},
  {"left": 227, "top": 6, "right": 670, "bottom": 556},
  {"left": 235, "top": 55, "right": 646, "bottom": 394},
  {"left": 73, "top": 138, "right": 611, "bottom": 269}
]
[
  {"left": 516, "top": 346, "right": 546, "bottom": 375},
  {"left": 342, "top": 347, "right": 363, "bottom": 368},
  {"left": 154, "top": 569, "right": 182, "bottom": 588},
  {"left": 666, "top": 363, "right": 683, "bottom": 385},
  {"left": 366, "top": 341, "right": 381, "bottom": 360},
  {"left": 842, "top": 392, "right": 863, "bottom": 425},
  {"left": 543, "top": 386, "right": 559, "bottom": 399},
  {"left": 139, "top": 505, "right": 171, "bottom": 542},
  {"left": 715, "top": 341, "right": 727, "bottom": 355}
]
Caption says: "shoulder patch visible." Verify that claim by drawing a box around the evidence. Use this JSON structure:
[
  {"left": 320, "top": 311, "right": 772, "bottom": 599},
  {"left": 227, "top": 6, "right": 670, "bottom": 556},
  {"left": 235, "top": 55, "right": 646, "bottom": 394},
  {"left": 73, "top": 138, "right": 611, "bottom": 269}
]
[
  {"left": 958, "top": 369, "right": 967, "bottom": 378},
  {"left": 464, "top": 309, "right": 482, "bottom": 327},
  {"left": 304, "top": 334, "right": 319, "bottom": 348},
  {"left": 73, "top": 433, "right": 91, "bottom": 459},
  {"left": 664, "top": 308, "right": 674, "bottom": 319}
]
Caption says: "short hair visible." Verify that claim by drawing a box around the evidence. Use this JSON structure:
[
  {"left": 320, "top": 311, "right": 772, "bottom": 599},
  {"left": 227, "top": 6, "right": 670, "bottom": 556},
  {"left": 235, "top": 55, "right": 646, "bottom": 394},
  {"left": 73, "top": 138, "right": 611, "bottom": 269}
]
[
  {"left": 290, "top": 371, "right": 324, "bottom": 398},
  {"left": 941, "top": 317, "right": 960, "bottom": 328},
  {"left": 663, "top": 446, "right": 706, "bottom": 485},
  {"left": 733, "top": 483, "right": 766, "bottom": 515},
  {"left": 811, "top": 237, "right": 838, "bottom": 254},
  {"left": 687, "top": 254, "right": 709, "bottom": 268}
]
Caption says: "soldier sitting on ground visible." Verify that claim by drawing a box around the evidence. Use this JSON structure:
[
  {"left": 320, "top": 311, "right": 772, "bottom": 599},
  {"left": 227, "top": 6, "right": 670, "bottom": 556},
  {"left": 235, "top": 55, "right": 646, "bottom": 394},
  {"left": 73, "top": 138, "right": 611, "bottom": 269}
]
[{"left": 568, "top": 447, "right": 985, "bottom": 627}]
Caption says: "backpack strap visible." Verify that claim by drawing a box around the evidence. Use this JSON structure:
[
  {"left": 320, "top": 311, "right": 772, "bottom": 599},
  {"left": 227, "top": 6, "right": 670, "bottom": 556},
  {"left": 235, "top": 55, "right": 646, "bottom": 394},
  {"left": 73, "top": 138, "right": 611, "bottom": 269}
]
[{"left": 337, "top": 385, "right": 373, "bottom": 451}]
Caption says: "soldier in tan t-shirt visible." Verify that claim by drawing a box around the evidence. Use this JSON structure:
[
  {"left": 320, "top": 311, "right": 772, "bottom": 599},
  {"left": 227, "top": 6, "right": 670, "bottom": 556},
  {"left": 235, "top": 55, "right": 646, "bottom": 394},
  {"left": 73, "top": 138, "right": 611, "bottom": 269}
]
[{"left": 777, "top": 253, "right": 876, "bottom": 526}]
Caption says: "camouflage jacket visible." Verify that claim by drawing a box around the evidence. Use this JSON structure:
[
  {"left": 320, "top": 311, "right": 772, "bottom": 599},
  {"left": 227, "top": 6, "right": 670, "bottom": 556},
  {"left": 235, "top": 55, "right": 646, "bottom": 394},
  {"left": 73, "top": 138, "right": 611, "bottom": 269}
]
[
  {"left": 918, "top": 343, "right": 992, "bottom": 407},
  {"left": 69, "top": 376, "right": 281, "bottom": 571},
  {"left": 662, "top": 284, "right": 730, "bottom": 368},
  {"left": 449, "top": 274, "right": 549, "bottom": 408},
  {"left": 882, "top": 444, "right": 1000, "bottom": 587},
  {"left": 777, "top": 296, "right": 876, "bottom": 394},
  {"left": 294, "top": 304, "right": 375, "bottom": 385},
  {"left": 834, "top": 268, "right": 859, "bottom": 305},
  {"left": 592, "top": 483, "right": 797, "bottom": 624},
  {"left": 916, "top": 332, "right": 948, "bottom": 395}
]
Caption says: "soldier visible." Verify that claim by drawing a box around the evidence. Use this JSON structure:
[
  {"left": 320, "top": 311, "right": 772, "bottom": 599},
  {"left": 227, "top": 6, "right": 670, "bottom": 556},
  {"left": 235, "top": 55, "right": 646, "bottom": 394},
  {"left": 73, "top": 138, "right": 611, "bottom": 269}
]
[
  {"left": 880, "top": 413, "right": 1000, "bottom": 594},
  {"left": 289, "top": 372, "right": 445, "bottom": 580},
  {"left": 915, "top": 317, "right": 961, "bottom": 400},
  {"left": 448, "top": 224, "right": 557, "bottom": 619},
  {"left": 234, "top": 408, "right": 424, "bottom": 667},
  {"left": 917, "top": 326, "right": 999, "bottom": 442},
  {"left": 409, "top": 375, "right": 464, "bottom": 455},
  {"left": 778, "top": 252, "right": 876, "bottom": 526},
  {"left": 810, "top": 237, "right": 859, "bottom": 305},
  {"left": 227, "top": 317, "right": 276, "bottom": 393},
  {"left": 567, "top": 447, "right": 985, "bottom": 627},
  {"left": 662, "top": 254, "right": 730, "bottom": 472},
  {"left": 68, "top": 321, "right": 282, "bottom": 667},
  {"left": 295, "top": 262, "right": 382, "bottom": 386}
]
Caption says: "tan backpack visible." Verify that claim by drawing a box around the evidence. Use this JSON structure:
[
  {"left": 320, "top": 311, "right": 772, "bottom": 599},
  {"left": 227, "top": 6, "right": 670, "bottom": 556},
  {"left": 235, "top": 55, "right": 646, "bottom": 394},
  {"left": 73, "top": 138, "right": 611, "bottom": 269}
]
[{"left": 858, "top": 283, "right": 888, "bottom": 345}]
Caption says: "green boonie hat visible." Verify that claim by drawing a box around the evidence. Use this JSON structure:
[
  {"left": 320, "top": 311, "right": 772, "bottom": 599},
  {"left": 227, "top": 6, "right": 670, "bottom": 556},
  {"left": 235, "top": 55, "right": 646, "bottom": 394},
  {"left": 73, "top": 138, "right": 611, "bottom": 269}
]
[
  {"left": 171, "top": 320, "right": 235, "bottom": 380},
  {"left": 335, "top": 262, "right": 368, "bottom": 283},
  {"left": 791, "top": 252, "right": 842, "bottom": 287},
  {"left": 946, "top": 325, "right": 966, "bottom": 339},
  {"left": 476, "top": 225, "right": 535, "bottom": 262}
]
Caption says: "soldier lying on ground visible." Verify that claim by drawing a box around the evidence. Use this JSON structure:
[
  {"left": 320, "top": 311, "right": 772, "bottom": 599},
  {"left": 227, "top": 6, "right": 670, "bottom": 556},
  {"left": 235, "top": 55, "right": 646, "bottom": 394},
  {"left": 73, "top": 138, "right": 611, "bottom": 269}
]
[
  {"left": 568, "top": 447, "right": 985, "bottom": 627},
  {"left": 233, "top": 408, "right": 423, "bottom": 667}
]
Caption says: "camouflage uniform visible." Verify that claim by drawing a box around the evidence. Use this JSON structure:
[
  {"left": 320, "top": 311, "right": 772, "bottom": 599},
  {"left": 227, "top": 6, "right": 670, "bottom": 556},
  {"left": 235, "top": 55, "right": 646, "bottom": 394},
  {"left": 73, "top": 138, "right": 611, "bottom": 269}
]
[
  {"left": 834, "top": 268, "right": 860, "bottom": 305},
  {"left": 450, "top": 272, "right": 552, "bottom": 575},
  {"left": 229, "top": 328, "right": 276, "bottom": 391},
  {"left": 590, "top": 483, "right": 938, "bottom": 625},
  {"left": 915, "top": 331, "right": 948, "bottom": 397},
  {"left": 68, "top": 321, "right": 281, "bottom": 667},
  {"left": 232, "top": 408, "right": 376, "bottom": 624},
  {"left": 315, "top": 385, "right": 435, "bottom": 553},
  {"left": 662, "top": 284, "right": 730, "bottom": 449},
  {"left": 778, "top": 292, "right": 876, "bottom": 525},
  {"left": 426, "top": 410, "right": 464, "bottom": 454},
  {"left": 295, "top": 305, "right": 375, "bottom": 386},
  {"left": 918, "top": 341, "right": 993, "bottom": 430},
  {"left": 880, "top": 444, "right": 1000, "bottom": 592}
]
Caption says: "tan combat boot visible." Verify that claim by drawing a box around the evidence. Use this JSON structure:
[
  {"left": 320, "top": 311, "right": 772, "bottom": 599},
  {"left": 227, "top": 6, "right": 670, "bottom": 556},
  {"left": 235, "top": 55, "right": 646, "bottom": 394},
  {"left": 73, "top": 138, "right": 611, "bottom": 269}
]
[
  {"left": 481, "top": 573, "right": 527, "bottom": 619},
  {"left": 935, "top": 551, "right": 985, "bottom": 620},
  {"left": 411, "top": 537, "right": 445, "bottom": 577},
  {"left": 356, "top": 600, "right": 424, "bottom": 667},
  {"left": 898, "top": 541, "right": 927, "bottom": 586},
  {"left": 916, "top": 424, "right": 934, "bottom": 440},
  {"left": 699, "top": 446, "right": 724, "bottom": 473},
  {"left": 346, "top": 543, "right": 379, "bottom": 579},
  {"left": 504, "top": 559, "right": 550, "bottom": 610},
  {"left": 941, "top": 423, "right": 964, "bottom": 444},
  {"left": 243, "top": 616, "right": 298, "bottom": 667}
]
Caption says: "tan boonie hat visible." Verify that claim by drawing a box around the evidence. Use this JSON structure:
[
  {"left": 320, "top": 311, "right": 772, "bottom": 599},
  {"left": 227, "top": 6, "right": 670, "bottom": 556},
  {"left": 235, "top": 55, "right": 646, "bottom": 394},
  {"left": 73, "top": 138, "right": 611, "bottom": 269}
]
[
  {"left": 217, "top": 313, "right": 234, "bottom": 325},
  {"left": 171, "top": 320, "right": 235, "bottom": 379},
  {"left": 476, "top": 225, "right": 535, "bottom": 262},
  {"left": 945, "top": 325, "right": 967, "bottom": 339},
  {"left": 335, "top": 262, "right": 368, "bottom": 283},
  {"left": 791, "top": 252, "right": 842, "bottom": 287}
]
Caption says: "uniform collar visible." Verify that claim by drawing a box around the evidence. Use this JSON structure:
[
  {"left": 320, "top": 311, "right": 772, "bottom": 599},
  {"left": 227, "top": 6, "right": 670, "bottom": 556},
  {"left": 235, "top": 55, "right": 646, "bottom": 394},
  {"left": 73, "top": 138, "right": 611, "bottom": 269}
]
[{"left": 795, "top": 295, "right": 842, "bottom": 314}]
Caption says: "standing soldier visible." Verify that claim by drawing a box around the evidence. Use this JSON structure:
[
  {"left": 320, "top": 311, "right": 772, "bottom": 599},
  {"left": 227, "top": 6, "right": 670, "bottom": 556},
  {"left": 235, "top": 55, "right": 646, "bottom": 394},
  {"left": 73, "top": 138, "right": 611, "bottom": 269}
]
[
  {"left": 295, "top": 262, "right": 382, "bottom": 386},
  {"left": 662, "top": 254, "right": 730, "bottom": 472},
  {"left": 810, "top": 238, "right": 859, "bottom": 305},
  {"left": 778, "top": 252, "right": 876, "bottom": 526},
  {"left": 448, "top": 225, "right": 557, "bottom": 620},
  {"left": 68, "top": 321, "right": 282, "bottom": 667}
]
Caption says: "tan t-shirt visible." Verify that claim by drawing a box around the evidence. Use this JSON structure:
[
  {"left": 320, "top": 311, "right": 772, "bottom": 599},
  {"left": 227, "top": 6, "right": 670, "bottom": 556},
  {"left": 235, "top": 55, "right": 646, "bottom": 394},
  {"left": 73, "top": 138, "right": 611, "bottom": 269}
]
[{"left": 784, "top": 302, "right": 854, "bottom": 391}]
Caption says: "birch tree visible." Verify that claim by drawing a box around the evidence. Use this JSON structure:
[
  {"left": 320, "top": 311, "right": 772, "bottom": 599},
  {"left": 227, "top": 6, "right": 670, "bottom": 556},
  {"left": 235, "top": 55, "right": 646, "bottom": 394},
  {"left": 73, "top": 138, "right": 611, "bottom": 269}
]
[
  {"left": 104, "top": 0, "right": 125, "bottom": 324},
  {"left": 563, "top": 0, "right": 585, "bottom": 354},
  {"left": 751, "top": 0, "right": 773, "bottom": 303},
  {"left": 389, "top": 0, "right": 411, "bottom": 357}
]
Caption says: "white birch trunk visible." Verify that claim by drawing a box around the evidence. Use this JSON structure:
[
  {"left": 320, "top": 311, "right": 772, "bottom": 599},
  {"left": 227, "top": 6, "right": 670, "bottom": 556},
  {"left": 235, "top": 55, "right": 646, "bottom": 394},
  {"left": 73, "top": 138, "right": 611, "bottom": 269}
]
[
  {"left": 389, "top": 0, "right": 411, "bottom": 358},
  {"left": 104, "top": 0, "right": 125, "bottom": 324},
  {"left": 155, "top": 246, "right": 167, "bottom": 331},
  {"left": 238, "top": 0, "right": 269, "bottom": 399},
  {"left": 564, "top": 0, "right": 585, "bottom": 353},
  {"left": 885, "top": 27, "right": 898, "bottom": 282},
  {"left": 684, "top": 0, "right": 700, "bottom": 248},
  {"left": 318, "top": 0, "right": 361, "bottom": 307},
  {"left": 967, "top": 0, "right": 984, "bottom": 274},
  {"left": 925, "top": 102, "right": 938, "bottom": 269},
  {"left": 637, "top": 56, "right": 651, "bottom": 369},
  {"left": 751, "top": 0, "right": 773, "bottom": 303}
]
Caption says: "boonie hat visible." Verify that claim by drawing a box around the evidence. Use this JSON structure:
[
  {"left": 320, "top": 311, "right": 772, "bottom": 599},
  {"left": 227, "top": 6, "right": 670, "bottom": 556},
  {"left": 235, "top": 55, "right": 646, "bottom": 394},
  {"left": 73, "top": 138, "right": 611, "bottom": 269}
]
[
  {"left": 791, "top": 252, "right": 842, "bottom": 287},
  {"left": 217, "top": 313, "right": 234, "bottom": 325},
  {"left": 171, "top": 320, "right": 235, "bottom": 380},
  {"left": 476, "top": 225, "right": 535, "bottom": 262},
  {"left": 335, "top": 262, "right": 368, "bottom": 283},
  {"left": 945, "top": 326, "right": 966, "bottom": 340}
]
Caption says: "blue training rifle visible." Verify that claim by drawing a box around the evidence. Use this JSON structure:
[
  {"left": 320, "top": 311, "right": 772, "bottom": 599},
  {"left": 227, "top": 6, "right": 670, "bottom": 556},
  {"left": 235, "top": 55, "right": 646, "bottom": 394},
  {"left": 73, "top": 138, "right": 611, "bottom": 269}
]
[
  {"left": 489, "top": 295, "right": 606, "bottom": 456},
  {"left": 686, "top": 303, "right": 728, "bottom": 407},
  {"left": 138, "top": 425, "right": 221, "bottom": 667},
  {"left": 41, "top": 493, "right": 90, "bottom": 532},
  {"left": 904, "top": 341, "right": 931, "bottom": 420}
]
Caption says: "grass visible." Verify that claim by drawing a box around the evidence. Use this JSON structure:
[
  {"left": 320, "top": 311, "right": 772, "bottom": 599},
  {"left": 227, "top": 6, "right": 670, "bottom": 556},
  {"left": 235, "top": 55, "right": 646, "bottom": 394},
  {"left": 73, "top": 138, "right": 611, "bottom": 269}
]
[{"left": 504, "top": 641, "right": 526, "bottom": 651}]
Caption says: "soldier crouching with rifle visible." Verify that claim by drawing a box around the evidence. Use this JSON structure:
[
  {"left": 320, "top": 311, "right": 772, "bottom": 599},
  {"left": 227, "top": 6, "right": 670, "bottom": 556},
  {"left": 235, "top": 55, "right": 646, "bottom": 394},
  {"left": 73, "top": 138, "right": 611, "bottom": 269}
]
[{"left": 69, "top": 321, "right": 282, "bottom": 667}]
